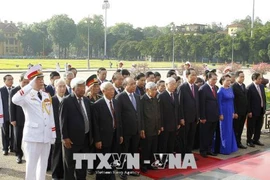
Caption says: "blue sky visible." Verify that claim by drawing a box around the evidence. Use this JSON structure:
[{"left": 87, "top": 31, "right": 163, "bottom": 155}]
[{"left": 1, "top": 0, "right": 269, "bottom": 27}]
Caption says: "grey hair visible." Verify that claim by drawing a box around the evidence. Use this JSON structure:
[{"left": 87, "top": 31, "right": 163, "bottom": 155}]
[
  {"left": 165, "top": 77, "right": 176, "bottom": 84},
  {"left": 100, "top": 82, "right": 113, "bottom": 91},
  {"left": 54, "top": 78, "right": 66, "bottom": 87},
  {"left": 70, "top": 78, "right": 85, "bottom": 89},
  {"left": 145, "top": 82, "right": 157, "bottom": 90}
]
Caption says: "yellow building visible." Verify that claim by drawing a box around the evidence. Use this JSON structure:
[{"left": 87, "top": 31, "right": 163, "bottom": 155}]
[
  {"left": 0, "top": 20, "right": 23, "bottom": 56},
  {"left": 227, "top": 24, "right": 244, "bottom": 36}
]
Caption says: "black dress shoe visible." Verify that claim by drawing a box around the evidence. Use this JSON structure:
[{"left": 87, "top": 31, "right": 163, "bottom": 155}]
[
  {"left": 253, "top": 141, "right": 264, "bottom": 146},
  {"left": 238, "top": 144, "right": 247, "bottom": 149},
  {"left": 3, "top": 151, "right": 8, "bottom": 155},
  {"left": 129, "top": 171, "right": 140, "bottom": 176},
  {"left": 119, "top": 174, "right": 127, "bottom": 180},
  {"left": 16, "top": 157, "right": 22, "bottom": 164},
  {"left": 200, "top": 153, "right": 208, "bottom": 158},
  {"left": 207, "top": 152, "right": 217, "bottom": 156},
  {"left": 247, "top": 142, "right": 255, "bottom": 147}
]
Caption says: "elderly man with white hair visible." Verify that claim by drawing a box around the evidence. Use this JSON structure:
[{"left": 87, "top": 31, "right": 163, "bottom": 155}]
[
  {"left": 140, "top": 82, "right": 161, "bottom": 173},
  {"left": 93, "top": 82, "right": 123, "bottom": 180},
  {"left": 157, "top": 77, "right": 180, "bottom": 155},
  {"left": 51, "top": 78, "right": 66, "bottom": 180},
  {"left": 60, "top": 77, "right": 93, "bottom": 180}
]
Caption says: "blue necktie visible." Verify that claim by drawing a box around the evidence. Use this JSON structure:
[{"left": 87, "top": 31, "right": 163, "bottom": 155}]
[{"left": 129, "top": 94, "right": 137, "bottom": 110}]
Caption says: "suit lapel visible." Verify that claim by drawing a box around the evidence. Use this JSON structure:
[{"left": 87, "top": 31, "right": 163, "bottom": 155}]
[
  {"left": 102, "top": 98, "right": 113, "bottom": 119},
  {"left": 185, "top": 83, "right": 195, "bottom": 99},
  {"left": 124, "top": 92, "right": 136, "bottom": 111},
  {"left": 71, "top": 94, "right": 83, "bottom": 116}
]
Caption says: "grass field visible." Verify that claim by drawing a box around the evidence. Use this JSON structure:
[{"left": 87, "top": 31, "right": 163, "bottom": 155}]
[{"left": 0, "top": 59, "right": 187, "bottom": 70}]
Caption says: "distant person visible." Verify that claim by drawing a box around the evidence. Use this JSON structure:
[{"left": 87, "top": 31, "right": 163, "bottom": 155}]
[
  {"left": 56, "top": 62, "right": 60, "bottom": 73},
  {"left": 112, "top": 72, "right": 124, "bottom": 97},
  {"left": 217, "top": 74, "right": 238, "bottom": 155},
  {"left": 183, "top": 61, "right": 191, "bottom": 82},
  {"left": 97, "top": 67, "right": 107, "bottom": 85},
  {"left": 120, "top": 69, "right": 130, "bottom": 79},
  {"left": 85, "top": 75, "right": 102, "bottom": 103},
  {"left": 64, "top": 71, "right": 75, "bottom": 96},
  {"left": 156, "top": 80, "right": 165, "bottom": 94},
  {"left": 145, "top": 71, "right": 155, "bottom": 83},
  {"left": 154, "top": 72, "right": 161, "bottom": 83},
  {"left": 68, "top": 67, "right": 77, "bottom": 78},
  {"left": 166, "top": 69, "right": 177, "bottom": 78},
  {"left": 135, "top": 73, "right": 146, "bottom": 96},
  {"left": 45, "top": 71, "right": 60, "bottom": 97}
]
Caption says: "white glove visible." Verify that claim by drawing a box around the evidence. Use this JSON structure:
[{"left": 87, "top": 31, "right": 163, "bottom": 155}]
[
  {"left": 51, "top": 138, "right": 56, "bottom": 144},
  {"left": 29, "top": 76, "right": 38, "bottom": 87}
]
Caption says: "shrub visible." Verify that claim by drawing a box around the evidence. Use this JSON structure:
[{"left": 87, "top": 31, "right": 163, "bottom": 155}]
[
  {"left": 250, "top": 63, "right": 270, "bottom": 75},
  {"left": 217, "top": 62, "right": 242, "bottom": 74},
  {"left": 129, "top": 63, "right": 150, "bottom": 78}
]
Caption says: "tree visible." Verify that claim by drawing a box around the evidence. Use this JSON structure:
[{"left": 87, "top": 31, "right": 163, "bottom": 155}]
[{"left": 48, "top": 14, "right": 76, "bottom": 58}]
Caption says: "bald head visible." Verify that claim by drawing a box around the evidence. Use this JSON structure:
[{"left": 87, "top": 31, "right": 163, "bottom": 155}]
[{"left": 123, "top": 77, "right": 136, "bottom": 93}]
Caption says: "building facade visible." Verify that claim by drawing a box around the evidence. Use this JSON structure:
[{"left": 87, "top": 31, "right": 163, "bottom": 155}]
[{"left": 0, "top": 21, "right": 23, "bottom": 56}]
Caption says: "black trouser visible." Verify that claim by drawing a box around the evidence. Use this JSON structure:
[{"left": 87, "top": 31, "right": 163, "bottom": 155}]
[
  {"left": 120, "top": 134, "right": 140, "bottom": 173},
  {"left": 13, "top": 125, "right": 24, "bottom": 157},
  {"left": 1, "top": 121, "right": 14, "bottom": 152},
  {"left": 214, "top": 121, "right": 220, "bottom": 154},
  {"left": 63, "top": 134, "right": 90, "bottom": 180},
  {"left": 51, "top": 142, "right": 64, "bottom": 179},
  {"left": 158, "top": 130, "right": 176, "bottom": 153},
  {"left": 233, "top": 115, "right": 247, "bottom": 145},
  {"left": 200, "top": 121, "right": 217, "bottom": 154},
  {"left": 193, "top": 123, "right": 200, "bottom": 149},
  {"left": 175, "top": 127, "right": 185, "bottom": 154},
  {"left": 184, "top": 121, "right": 197, "bottom": 153},
  {"left": 96, "top": 130, "right": 118, "bottom": 180},
  {"left": 140, "top": 135, "right": 158, "bottom": 169},
  {"left": 247, "top": 114, "right": 264, "bottom": 143}
]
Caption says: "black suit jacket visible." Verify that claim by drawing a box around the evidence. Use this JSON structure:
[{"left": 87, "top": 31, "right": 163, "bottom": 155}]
[
  {"left": 179, "top": 82, "right": 199, "bottom": 122},
  {"left": 93, "top": 98, "right": 122, "bottom": 147},
  {"left": 199, "top": 83, "right": 219, "bottom": 122},
  {"left": 247, "top": 83, "right": 266, "bottom": 116},
  {"left": 9, "top": 86, "right": 25, "bottom": 126},
  {"left": 60, "top": 93, "right": 93, "bottom": 146},
  {"left": 115, "top": 91, "right": 143, "bottom": 136},
  {"left": 141, "top": 94, "right": 161, "bottom": 137},
  {"left": 0, "top": 86, "right": 13, "bottom": 122},
  {"left": 52, "top": 96, "right": 62, "bottom": 143},
  {"left": 157, "top": 91, "right": 180, "bottom": 131},
  {"left": 232, "top": 82, "right": 248, "bottom": 116},
  {"left": 45, "top": 84, "right": 55, "bottom": 97}
]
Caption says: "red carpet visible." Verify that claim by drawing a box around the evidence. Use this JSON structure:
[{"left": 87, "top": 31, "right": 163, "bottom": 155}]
[
  {"left": 220, "top": 151, "right": 270, "bottom": 180},
  {"left": 141, "top": 153, "right": 222, "bottom": 179}
]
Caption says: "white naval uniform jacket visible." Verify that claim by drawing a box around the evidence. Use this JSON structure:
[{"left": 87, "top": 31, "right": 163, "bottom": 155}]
[{"left": 12, "top": 84, "right": 56, "bottom": 143}]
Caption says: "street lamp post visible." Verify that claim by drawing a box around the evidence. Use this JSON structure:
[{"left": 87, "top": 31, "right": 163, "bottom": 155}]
[
  {"left": 171, "top": 24, "right": 176, "bottom": 68},
  {"left": 251, "top": 0, "right": 255, "bottom": 37},
  {"left": 102, "top": 0, "right": 110, "bottom": 59},
  {"left": 87, "top": 16, "right": 90, "bottom": 69},
  {"left": 231, "top": 32, "right": 236, "bottom": 70}
]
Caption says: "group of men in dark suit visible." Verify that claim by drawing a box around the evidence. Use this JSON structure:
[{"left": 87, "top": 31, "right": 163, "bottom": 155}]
[{"left": 1, "top": 66, "right": 267, "bottom": 180}]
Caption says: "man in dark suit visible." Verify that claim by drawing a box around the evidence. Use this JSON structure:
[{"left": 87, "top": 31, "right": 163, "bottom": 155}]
[
  {"left": 112, "top": 72, "right": 124, "bottom": 97},
  {"left": 199, "top": 72, "right": 219, "bottom": 158},
  {"left": 246, "top": 72, "right": 266, "bottom": 147},
  {"left": 135, "top": 73, "right": 146, "bottom": 96},
  {"left": 115, "top": 77, "right": 143, "bottom": 180},
  {"left": 64, "top": 71, "right": 75, "bottom": 96},
  {"left": 179, "top": 68, "right": 199, "bottom": 154},
  {"left": 97, "top": 67, "right": 107, "bottom": 85},
  {"left": 93, "top": 82, "right": 123, "bottom": 180},
  {"left": 60, "top": 78, "right": 93, "bottom": 180},
  {"left": 140, "top": 82, "right": 161, "bottom": 173},
  {"left": 158, "top": 77, "right": 180, "bottom": 154},
  {"left": 51, "top": 79, "right": 66, "bottom": 180},
  {"left": 1, "top": 74, "right": 14, "bottom": 155},
  {"left": 45, "top": 71, "right": 60, "bottom": 97},
  {"left": 232, "top": 71, "right": 248, "bottom": 149},
  {"left": 9, "top": 73, "right": 29, "bottom": 163}
]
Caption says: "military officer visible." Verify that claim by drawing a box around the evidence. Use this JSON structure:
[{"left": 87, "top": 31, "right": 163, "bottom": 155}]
[{"left": 12, "top": 64, "right": 56, "bottom": 180}]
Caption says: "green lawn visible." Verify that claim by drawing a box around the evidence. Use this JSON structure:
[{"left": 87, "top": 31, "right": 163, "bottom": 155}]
[{"left": 0, "top": 59, "right": 181, "bottom": 70}]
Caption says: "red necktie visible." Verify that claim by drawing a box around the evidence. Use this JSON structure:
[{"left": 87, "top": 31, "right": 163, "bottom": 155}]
[{"left": 212, "top": 87, "right": 216, "bottom": 98}]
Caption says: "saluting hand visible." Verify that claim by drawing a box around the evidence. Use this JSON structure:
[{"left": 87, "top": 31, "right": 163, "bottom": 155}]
[{"left": 63, "top": 138, "right": 73, "bottom": 149}]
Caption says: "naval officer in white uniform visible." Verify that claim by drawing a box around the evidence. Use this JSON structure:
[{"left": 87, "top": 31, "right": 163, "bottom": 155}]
[{"left": 12, "top": 64, "right": 56, "bottom": 180}]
